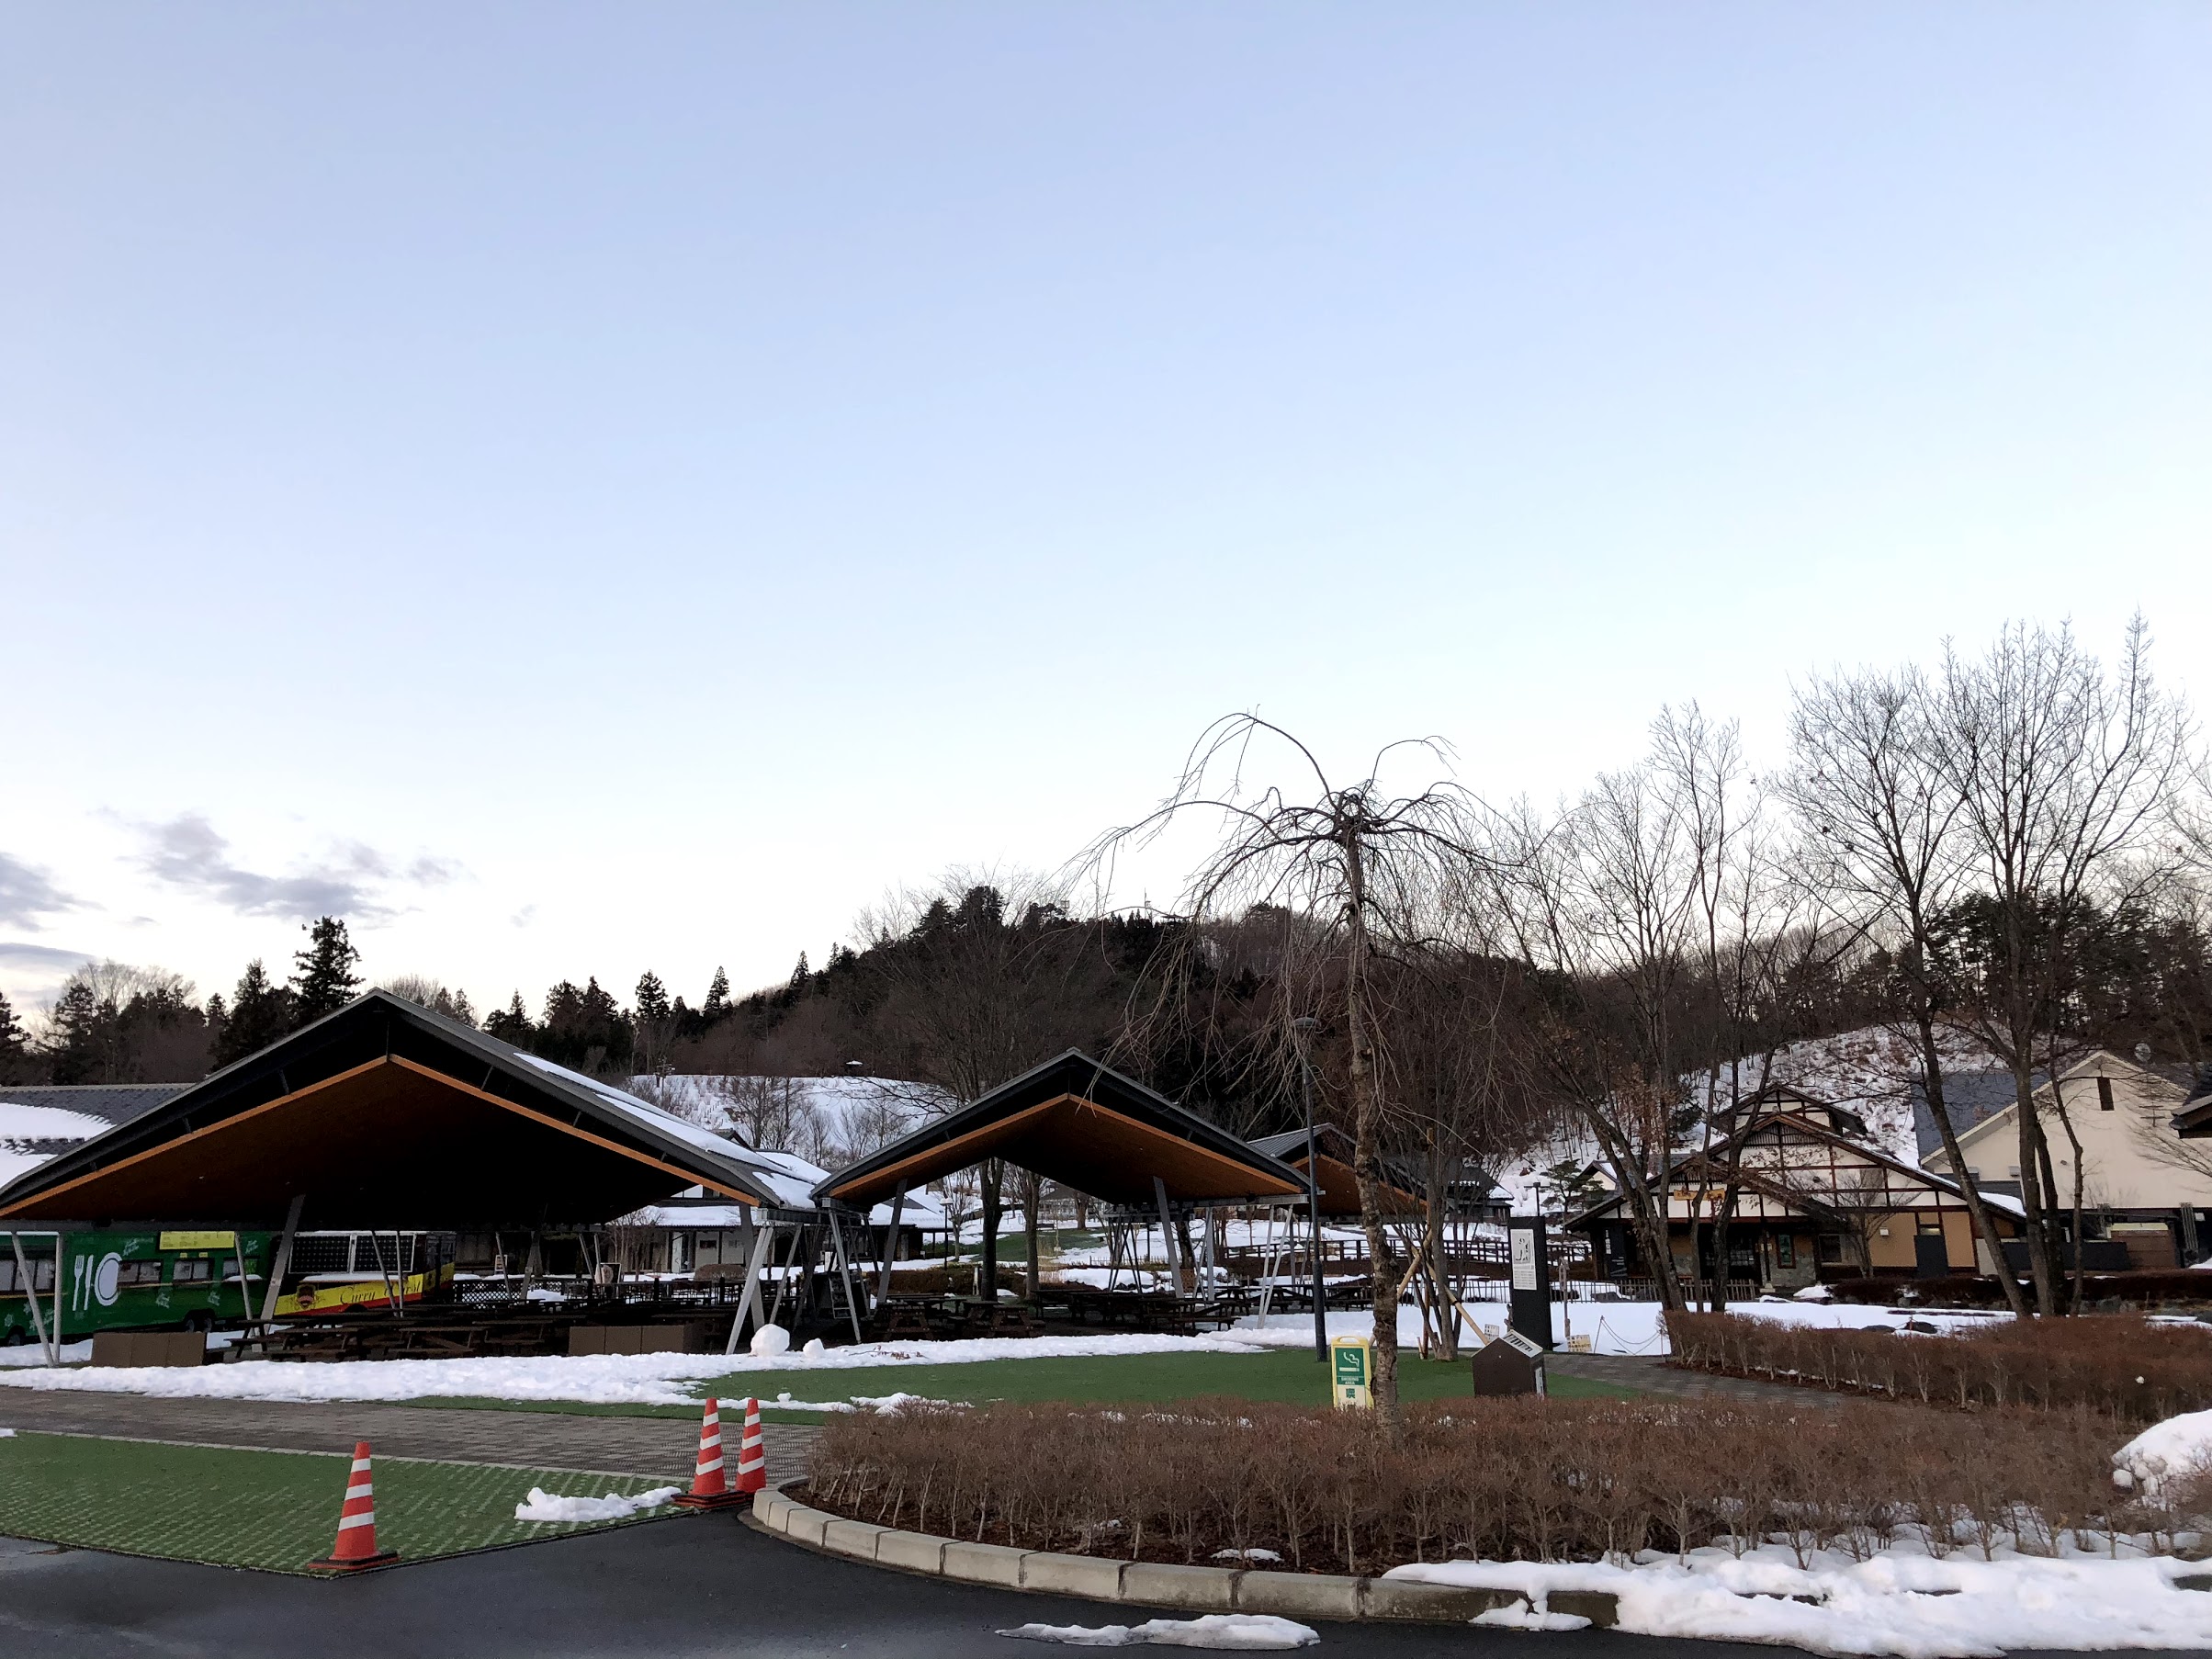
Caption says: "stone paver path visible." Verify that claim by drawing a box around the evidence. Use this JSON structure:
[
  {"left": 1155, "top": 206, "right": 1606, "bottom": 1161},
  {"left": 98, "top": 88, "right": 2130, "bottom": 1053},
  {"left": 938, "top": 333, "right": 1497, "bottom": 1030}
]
[{"left": 0, "top": 1391, "right": 816, "bottom": 1481}]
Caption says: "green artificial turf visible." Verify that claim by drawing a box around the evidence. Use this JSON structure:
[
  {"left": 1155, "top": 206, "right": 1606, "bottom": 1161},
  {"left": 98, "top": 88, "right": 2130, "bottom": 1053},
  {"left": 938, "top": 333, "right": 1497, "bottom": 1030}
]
[
  {"left": 0, "top": 1431, "right": 685, "bottom": 1574},
  {"left": 415, "top": 1346, "right": 1635, "bottom": 1422}
]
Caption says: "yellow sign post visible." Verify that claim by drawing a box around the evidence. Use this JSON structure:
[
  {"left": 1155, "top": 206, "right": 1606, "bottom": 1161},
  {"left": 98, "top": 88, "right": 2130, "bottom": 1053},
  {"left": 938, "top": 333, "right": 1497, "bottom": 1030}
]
[{"left": 1329, "top": 1334, "right": 1372, "bottom": 1410}]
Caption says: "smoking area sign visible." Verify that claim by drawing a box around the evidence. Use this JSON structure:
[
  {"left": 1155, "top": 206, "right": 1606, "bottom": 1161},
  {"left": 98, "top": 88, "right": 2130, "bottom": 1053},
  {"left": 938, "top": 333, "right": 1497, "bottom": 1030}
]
[{"left": 1330, "top": 1335, "right": 1372, "bottom": 1409}]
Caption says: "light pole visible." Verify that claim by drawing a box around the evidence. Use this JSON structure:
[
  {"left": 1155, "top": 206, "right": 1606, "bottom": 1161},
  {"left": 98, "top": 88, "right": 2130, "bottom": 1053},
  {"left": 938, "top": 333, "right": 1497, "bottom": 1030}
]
[{"left": 1292, "top": 1017, "right": 1328, "bottom": 1361}]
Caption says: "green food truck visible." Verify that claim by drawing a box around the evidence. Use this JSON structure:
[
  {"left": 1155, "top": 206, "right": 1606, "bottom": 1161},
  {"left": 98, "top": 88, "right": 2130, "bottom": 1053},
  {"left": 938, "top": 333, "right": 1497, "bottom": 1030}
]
[{"left": 2, "top": 1227, "right": 454, "bottom": 1349}]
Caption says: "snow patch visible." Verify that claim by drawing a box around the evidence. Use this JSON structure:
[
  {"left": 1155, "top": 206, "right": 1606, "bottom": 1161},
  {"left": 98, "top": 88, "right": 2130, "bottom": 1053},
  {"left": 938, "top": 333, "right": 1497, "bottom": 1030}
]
[
  {"left": 514, "top": 1484, "right": 680, "bottom": 1523},
  {"left": 998, "top": 1615, "right": 1318, "bottom": 1649},
  {"left": 2114, "top": 1409, "right": 2212, "bottom": 1498},
  {"left": 750, "top": 1325, "right": 793, "bottom": 1358},
  {"left": 1389, "top": 1538, "right": 2212, "bottom": 1656},
  {"left": 1471, "top": 1598, "right": 1591, "bottom": 1631}
]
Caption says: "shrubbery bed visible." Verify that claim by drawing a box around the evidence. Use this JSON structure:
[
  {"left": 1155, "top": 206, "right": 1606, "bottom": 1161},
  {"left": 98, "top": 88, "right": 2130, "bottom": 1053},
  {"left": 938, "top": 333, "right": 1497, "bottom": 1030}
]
[
  {"left": 1668, "top": 1313, "right": 2212, "bottom": 1420},
  {"left": 807, "top": 1396, "right": 2174, "bottom": 1574}
]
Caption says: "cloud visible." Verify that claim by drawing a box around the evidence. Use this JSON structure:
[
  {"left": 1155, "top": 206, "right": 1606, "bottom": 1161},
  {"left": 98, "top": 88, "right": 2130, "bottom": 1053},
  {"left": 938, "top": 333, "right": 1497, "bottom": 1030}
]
[
  {"left": 0, "top": 942, "right": 90, "bottom": 969},
  {"left": 132, "top": 814, "right": 461, "bottom": 922},
  {"left": 0, "top": 852, "right": 75, "bottom": 931}
]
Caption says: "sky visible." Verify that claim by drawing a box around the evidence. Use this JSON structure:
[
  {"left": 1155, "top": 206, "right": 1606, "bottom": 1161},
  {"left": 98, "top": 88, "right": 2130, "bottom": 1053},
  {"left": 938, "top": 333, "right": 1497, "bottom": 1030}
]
[{"left": 2, "top": 4, "right": 2207, "bottom": 1021}]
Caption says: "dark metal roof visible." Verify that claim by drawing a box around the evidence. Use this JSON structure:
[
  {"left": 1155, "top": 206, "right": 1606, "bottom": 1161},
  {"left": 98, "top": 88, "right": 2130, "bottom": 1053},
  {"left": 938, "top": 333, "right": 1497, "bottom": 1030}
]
[
  {"left": 1911, "top": 1070, "right": 2037, "bottom": 1162},
  {"left": 0, "top": 1084, "right": 191, "bottom": 1130},
  {"left": 816, "top": 1049, "right": 1306, "bottom": 1208},
  {"left": 0, "top": 990, "right": 793, "bottom": 1225}
]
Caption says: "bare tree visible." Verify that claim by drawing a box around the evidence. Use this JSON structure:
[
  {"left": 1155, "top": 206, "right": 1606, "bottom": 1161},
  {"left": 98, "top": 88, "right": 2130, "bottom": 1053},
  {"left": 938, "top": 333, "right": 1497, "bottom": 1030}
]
[
  {"left": 1783, "top": 662, "right": 2033, "bottom": 1318},
  {"left": 1085, "top": 716, "right": 1488, "bottom": 1439},
  {"left": 1926, "top": 617, "right": 2194, "bottom": 1315}
]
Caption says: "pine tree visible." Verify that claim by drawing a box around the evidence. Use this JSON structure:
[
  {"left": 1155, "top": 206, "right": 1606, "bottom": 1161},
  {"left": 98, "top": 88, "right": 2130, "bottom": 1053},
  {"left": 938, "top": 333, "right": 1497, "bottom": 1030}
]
[
  {"left": 703, "top": 967, "right": 730, "bottom": 1019},
  {"left": 290, "top": 917, "right": 362, "bottom": 1023},
  {"left": 44, "top": 978, "right": 102, "bottom": 1084},
  {"left": 484, "top": 991, "right": 536, "bottom": 1046},
  {"left": 216, "top": 959, "right": 296, "bottom": 1067},
  {"left": 0, "top": 988, "right": 33, "bottom": 1082},
  {"left": 634, "top": 971, "right": 672, "bottom": 1025}
]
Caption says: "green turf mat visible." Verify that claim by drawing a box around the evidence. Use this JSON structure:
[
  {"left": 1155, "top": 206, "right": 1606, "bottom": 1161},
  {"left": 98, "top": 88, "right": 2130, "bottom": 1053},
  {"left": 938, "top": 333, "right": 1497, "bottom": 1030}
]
[
  {"left": 0, "top": 1431, "right": 686, "bottom": 1574},
  {"left": 412, "top": 1346, "right": 1636, "bottom": 1420}
]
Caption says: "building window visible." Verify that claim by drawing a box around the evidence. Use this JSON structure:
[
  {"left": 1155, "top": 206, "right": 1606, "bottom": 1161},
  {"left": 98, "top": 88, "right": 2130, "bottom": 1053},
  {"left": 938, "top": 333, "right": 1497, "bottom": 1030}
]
[
  {"left": 1917, "top": 1214, "right": 1943, "bottom": 1235},
  {"left": 1816, "top": 1234, "right": 1844, "bottom": 1265},
  {"left": 1776, "top": 1234, "right": 1796, "bottom": 1269},
  {"left": 171, "top": 1259, "right": 213, "bottom": 1284},
  {"left": 2098, "top": 1077, "right": 2116, "bottom": 1112}
]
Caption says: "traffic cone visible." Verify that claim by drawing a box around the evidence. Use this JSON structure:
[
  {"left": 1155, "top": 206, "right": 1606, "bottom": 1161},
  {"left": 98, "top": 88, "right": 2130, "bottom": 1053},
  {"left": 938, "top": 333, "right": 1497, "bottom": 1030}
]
[
  {"left": 308, "top": 1441, "right": 399, "bottom": 1571},
  {"left": 731, "top": 1396, "right": 766, "bottom": 1496},
  {"left": 673, "top": 1395, "right": 739, "bottom": 1509}
]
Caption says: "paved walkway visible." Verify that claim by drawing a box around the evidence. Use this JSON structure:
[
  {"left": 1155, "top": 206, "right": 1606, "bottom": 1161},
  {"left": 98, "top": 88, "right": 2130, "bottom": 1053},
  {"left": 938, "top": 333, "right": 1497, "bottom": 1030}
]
[
  {"left": 1549, "top": 1352, "right": 1844, "bottom": 1408},
  {"left": 0, "top": 1392, "right": 817, "bottom": 1481}
]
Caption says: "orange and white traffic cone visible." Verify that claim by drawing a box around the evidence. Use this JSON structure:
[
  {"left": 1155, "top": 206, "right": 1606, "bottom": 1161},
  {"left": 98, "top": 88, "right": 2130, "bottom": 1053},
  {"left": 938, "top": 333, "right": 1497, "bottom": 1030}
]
[
  {"left": 731, "top": 1396, "right": 766, "bottom": 1496},
  {"left": 308, "top": 1440, "right": 399, "bottom": 1571},
  {"left": 672, "top": 1395, "right": 739, "bottom": 1509}
]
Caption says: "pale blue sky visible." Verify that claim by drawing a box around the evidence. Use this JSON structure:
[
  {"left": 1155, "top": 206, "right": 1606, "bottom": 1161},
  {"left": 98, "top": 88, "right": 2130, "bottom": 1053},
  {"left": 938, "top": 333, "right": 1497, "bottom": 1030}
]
[{"left": 3, "top": 5, "right": 2207, "bottom": 1018}]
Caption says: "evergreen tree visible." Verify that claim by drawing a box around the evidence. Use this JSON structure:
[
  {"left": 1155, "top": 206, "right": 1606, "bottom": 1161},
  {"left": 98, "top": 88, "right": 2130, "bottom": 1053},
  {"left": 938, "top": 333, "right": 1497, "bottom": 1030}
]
[
  {"left": 216, "top": 959, "right": 296, "bottom": 1067},
  {"left": 0, "top": 988, "right": 36, "bottom": 1082},
  {"left": 43, "top": 978, "right": 102, "bottom": 1084},
  {"left": 484, "top": 991, "right": 536, "bottom": 1046},
  {"left": 634, "top": 971, "right": 672, "bottom": 1025},
  {"left": 703, "top": 966, "right": 730, "bottom": 1019},
  {"left": 290, "top": 917, "right": 362, "bottom": 1023}
]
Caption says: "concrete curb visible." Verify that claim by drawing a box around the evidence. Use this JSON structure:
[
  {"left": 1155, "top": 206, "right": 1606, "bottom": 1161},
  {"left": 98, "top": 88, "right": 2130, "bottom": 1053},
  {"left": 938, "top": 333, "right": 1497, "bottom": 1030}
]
[{"left": 751, "top": 1485, "right": 1617, "bottom": 1628}]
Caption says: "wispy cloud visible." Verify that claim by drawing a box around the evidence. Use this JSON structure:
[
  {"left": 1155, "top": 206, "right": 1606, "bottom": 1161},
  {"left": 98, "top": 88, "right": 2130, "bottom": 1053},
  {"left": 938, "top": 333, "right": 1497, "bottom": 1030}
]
[
  {"left": 132, "top": 814, "right": 460, "bottom": 922},
  {"left": 0, "top": 852, "right": 75, "bottom": 931},
  {"left": 0, "top": 941, "right": 90, "bottom": 969}
]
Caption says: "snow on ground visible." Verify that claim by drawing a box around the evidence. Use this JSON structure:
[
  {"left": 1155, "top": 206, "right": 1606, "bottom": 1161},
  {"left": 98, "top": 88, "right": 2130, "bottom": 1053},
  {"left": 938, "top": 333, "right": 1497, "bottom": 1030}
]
[
  {"left": 0, "top": 1331, "right": 1295, "bottom": 1405},
  {"left": 1387, "top": 1536, "right": 2212, "bottom": 1657},
  {"left": 514, "top": 1484, "right": 681, "bottom": 1523},
  {"left": 2114, "top": 1409, "right": 2212, "bottom": 1496},
  {"left": 998, "top": 1615, "right": 1318, "bottom": 1649},
  {"left": 0, "top": 1297, "right": 2037, "bottom": 1401}
]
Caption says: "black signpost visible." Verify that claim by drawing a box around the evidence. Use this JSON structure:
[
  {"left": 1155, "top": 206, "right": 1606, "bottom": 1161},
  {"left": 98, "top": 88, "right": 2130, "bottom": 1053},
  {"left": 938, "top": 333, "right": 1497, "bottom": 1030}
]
[{"left": 1507, "top": 1214, "right": 1552, "bottom": 1351}]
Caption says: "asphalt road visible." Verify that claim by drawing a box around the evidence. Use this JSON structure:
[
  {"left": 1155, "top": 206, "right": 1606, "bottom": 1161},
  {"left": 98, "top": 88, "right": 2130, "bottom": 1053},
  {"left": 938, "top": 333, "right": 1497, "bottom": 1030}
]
[{"left": 0, "top": 1514, "right": 1822, "bottom": 1659}]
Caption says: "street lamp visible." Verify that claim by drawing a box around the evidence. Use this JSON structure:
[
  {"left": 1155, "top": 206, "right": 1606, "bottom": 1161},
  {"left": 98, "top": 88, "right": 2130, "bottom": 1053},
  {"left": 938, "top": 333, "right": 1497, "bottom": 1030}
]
[{"left": 1292, "top": 1017, "right": 1327, "bottom": 1361}]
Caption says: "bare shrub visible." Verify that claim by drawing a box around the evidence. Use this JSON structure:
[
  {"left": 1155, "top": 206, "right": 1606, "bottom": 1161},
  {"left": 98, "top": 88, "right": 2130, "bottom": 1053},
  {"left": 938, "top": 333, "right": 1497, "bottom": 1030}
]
[
  {"left": 806, "top": 1396, "right": 2123, "bottom": 1568},
  {"left": 1669, "top": 1312, "right": 2212, "bottom": 1423}
]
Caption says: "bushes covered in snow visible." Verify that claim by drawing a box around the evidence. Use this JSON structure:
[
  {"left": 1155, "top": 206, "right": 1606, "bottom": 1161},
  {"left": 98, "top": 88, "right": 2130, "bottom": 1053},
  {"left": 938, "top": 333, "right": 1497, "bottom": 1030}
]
[
  {"left": 1670, "top": 1312, "right": 2212, "bottom": 1420},
  {"left": 807, "top": 1396, "right": 2176, "bottom": 1574}
]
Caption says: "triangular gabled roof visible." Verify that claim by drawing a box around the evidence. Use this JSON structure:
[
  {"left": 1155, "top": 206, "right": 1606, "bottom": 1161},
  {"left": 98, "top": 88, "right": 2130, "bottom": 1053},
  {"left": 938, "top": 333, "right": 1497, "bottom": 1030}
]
[
  {"left": 0, "top": 990, "right": 795, "bottom": 1227},
  {"left": 816, "top": 1049, "right": 1305, "bottom": 1209},
  {"left": 1565, "top": 1090, "right": 2017, "bottom": 1229}
]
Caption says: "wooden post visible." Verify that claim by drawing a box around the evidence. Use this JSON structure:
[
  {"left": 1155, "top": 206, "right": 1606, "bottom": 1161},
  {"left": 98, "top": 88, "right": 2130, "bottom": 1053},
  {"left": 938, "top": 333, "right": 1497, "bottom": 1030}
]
[
  {"left": 8, "top": 1231, "right": 56, "bottom": 1367},
  {"left": 259, "top": 1194, "right": 305, "bottom": 1332},
  {"left": 1153, "top": 1177, "right": 1180, "bottom": 1299},
  {"left": 875, "top": 1188, "right": 907, "bottom": 1305},
  {"left": 828, "top": 1210, "right": 866, "bottom": 1344},
  {"left": 724, "top": 1221, "right": 775, "bottom": 1356}
]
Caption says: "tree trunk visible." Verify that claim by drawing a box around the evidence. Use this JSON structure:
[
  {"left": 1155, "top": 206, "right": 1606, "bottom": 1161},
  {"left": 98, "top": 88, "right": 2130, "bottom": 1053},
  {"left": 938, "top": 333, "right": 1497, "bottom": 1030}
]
[
  {"left": 1341, "top": 831, "right": 1408, "bottom": 1441},
  {"left": 2012, "top": 1068, "right": 2060, "bottom": 1316},
  {"left": 1913, "top": 1012, "right": 2031, "bottom": 1318},
  {"left": 980, "top": 1159, "right": 1003, "bottom": 1299},
  {"left": 1425, "top": 1141, "right": 1459, "bottom": 1360},
  {"left": 1021, "top": 1169, "right": 1043, "bottom": 1304}
]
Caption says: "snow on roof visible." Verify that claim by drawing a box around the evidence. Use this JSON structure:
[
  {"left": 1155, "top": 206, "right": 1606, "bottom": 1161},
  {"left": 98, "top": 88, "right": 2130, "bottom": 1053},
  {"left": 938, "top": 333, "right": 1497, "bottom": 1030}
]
[
  {"left": 513, "top": 1053, "right": 760, "bottom": 1166},
  {"left": 0, "top": 1146, "right": 53, "bottom": 1187},
  {"left": 1688, "top": 1026, "right": 2001, "bottom": 1168},
  {"left": 0, "top": 1100, "right": 117, "bottom": 1143}
]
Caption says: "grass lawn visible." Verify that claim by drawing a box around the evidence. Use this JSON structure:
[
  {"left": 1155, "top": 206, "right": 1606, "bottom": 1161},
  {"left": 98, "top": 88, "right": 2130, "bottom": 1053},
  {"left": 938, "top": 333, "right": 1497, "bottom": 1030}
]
[
  {"left": 417, "top": 1347, "right": 1636, "bottom": 1422},
  {"left": 0, "top": 1431, "right": 685, "bottom": 1574}
]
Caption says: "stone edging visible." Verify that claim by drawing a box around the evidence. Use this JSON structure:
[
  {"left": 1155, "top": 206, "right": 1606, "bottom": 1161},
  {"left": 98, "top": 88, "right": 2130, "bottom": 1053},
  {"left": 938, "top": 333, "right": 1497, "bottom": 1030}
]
[{"left": 749, "top": 1485, "right": 1618, "bottom": 1628}]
